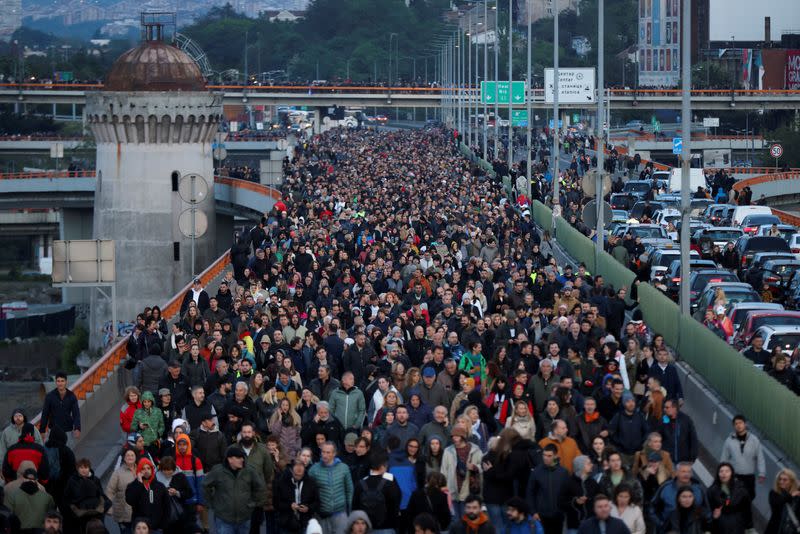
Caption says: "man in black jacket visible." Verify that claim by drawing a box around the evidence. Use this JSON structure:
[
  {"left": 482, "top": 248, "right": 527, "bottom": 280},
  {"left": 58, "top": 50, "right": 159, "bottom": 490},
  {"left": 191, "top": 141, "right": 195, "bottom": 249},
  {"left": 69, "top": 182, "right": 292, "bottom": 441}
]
[
  {"left": 39, "top": 372, "right": 80, "bottom": 441},
  {"left": 180, "top": 278, "right": 210, "bottom": 316},
  {"left": 526, "top": 444, "right": 569, "bottom": 534},
  {"left": 125, "top": 458, "right": 168, "bottom": 531},
  {"left": 275, "top": 461, "right": 319, "bottom": 533},
  {"left": 577, "top": 494, "right": 631, "bottom": 534},
  {"left": 342, "top": 332, "right": 377, "bottom": 386},
  {"left": 300, "top": 401, "right": 344, "bottom": 448},
  {"left": 157, "top": 361, "right": 190, "bottom": 411},
  {"left": 658, "top": 399, "right": 698, "bottom": 464},
  {"left": 352, "top": 450, "right": 402, "bottom": 532}
]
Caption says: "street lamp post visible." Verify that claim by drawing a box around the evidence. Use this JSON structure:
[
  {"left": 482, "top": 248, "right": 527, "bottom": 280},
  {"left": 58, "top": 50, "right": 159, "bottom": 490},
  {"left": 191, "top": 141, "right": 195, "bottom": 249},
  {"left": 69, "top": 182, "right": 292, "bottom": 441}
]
[
  {"left": 596, "top": 0, "right": 605, "bottom": 259},
  {"left": 483, "top": 0, "right": 489, "bottom": 159},
  {"left": 493, "top": 3, "right": 499, "bottom": 159},
  {"left": 525, "top": 0, "right": 532, "bottom": 197},
  {"left": 468, "top": 15, "right": 473, "bottom": 147},
  {"left": 679, "top": 0, "right": 693, "bottom": 315},
  {"left": 552, "top": 3, "right": 560, "bottom": 217},
  {"left": 507, "top": 0, "right": 513, "bottom": 166}
]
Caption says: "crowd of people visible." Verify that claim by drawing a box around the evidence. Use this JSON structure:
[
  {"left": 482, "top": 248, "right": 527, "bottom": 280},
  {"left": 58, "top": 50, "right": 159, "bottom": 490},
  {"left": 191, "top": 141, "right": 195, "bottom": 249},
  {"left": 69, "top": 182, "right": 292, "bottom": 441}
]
[{"left": 1, "top": 128, "right": 796, "bottom": 534}]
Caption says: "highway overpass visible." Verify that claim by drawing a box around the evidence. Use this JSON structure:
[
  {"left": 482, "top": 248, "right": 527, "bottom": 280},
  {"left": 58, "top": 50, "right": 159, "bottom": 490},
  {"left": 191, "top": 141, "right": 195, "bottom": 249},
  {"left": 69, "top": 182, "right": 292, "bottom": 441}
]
[{"left": 3, "top": 84, "right": 800, "bottom": 110}]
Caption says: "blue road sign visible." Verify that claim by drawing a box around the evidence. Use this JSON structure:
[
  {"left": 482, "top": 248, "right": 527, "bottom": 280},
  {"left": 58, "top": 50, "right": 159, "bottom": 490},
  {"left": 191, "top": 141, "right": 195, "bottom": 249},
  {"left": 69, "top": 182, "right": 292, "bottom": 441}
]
[{"left": 672, "top": 137, "right": 682, "bottom": 155}]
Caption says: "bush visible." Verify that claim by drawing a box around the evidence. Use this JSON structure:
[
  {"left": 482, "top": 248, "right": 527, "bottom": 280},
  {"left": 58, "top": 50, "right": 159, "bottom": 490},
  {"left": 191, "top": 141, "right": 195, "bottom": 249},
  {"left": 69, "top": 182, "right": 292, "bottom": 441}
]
[{"left": 61, "top": 326, "right": 88, "bottom": 373}]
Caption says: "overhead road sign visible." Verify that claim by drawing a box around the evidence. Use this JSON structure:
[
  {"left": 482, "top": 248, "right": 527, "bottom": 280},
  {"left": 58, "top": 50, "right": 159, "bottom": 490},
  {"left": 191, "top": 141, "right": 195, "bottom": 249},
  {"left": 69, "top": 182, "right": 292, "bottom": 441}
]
[
  {"left": 544, "top": 68, "right": 596, "bottom": 104},
  {"left": 481, "top": 81, "right": 526, "bottom": 104}
]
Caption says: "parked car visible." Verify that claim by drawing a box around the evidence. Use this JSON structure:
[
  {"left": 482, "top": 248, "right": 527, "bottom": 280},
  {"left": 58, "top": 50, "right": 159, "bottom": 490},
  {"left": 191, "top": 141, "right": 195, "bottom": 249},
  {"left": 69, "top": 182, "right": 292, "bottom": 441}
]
[
  {"left": 740, "top": 214, "right": 782, "bottom": 235},
  {"left": 751, "top": 324, "right": 800, "bottom": 352},
  {"left": 689, "top": 270, "right": 741, "bottom": 308}
]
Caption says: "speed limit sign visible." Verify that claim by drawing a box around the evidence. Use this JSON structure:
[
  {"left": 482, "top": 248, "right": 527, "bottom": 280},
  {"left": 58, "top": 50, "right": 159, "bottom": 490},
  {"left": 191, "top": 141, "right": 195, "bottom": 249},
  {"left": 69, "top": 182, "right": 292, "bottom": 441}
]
[{"left": 770, "top": 143, "right": 783, "bottom": 159}]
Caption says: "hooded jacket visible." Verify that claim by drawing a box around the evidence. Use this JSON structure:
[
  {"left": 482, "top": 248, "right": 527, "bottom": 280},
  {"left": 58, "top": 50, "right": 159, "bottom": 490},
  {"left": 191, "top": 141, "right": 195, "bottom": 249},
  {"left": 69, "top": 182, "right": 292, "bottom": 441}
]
[
  {"left": 189, "top": 424, "right": 227, "bottom": 470},
  {"left": 0, "top": 409, "right": 42, "bottom": 462},
  {"left": 174, "top": 433, "right": 205, "bottom": 505},
  {"left": 2, "top": 424, "right": 49, "bottom": 483},
  {"left": 125, "top": 458, "right": 169, "bottom": 530},
  {"left": 202, "top": 454, "right": 266, "bottom": 524},
  {"left": 5, "top": 476, "right": 55, "bottom": 530},
  {"left": 130, "top": 392, "right": 165, "bottom": 446},
  {"left": 105, "top": 461, "right": 136, "bottom": 522},
  {"left": 119, "top": 397, "right": 142, "bottom": 434},
  {"left": 139, "top": 353, "right": 168, "bottom": 397}
]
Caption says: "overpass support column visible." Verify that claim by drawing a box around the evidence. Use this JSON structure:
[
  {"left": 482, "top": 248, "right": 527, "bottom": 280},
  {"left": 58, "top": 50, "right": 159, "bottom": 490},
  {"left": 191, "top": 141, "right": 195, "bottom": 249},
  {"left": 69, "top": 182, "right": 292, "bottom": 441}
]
[
  {"left": 216, "top": 214, "right": 234, "bottom": 258},
  {"left": 313, "top": 110, "right": 321, "bottom": 135}
]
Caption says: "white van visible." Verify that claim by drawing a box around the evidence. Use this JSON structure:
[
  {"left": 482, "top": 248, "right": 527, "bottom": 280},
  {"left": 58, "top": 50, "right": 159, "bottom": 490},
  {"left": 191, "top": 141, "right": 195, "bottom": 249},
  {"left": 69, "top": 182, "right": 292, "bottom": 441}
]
[
  {"left": 731, "top": 205, "right": 773, "bottom": 226},
  {"left": 668, "top": 168, "right": 706, "bottom": 193}
]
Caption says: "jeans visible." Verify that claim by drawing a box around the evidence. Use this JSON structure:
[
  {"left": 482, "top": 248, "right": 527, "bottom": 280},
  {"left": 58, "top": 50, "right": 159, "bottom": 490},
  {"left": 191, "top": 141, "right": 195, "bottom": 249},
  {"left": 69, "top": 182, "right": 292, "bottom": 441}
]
[
  {"left": 214, "top": 517, "right": 251, "bottom": 534},
  {"left": 319, "top": 512, "right": 348, "bottom": 534},
  {"left": 487, "top": 504, "right": 509, "bottom": 534}
]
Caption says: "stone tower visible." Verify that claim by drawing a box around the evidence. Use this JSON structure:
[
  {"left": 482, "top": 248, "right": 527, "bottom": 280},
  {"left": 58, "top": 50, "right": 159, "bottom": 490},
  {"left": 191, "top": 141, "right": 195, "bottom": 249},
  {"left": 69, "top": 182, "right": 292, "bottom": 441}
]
[{"left": 86, "top": 14, "right": 222, "bottom": 346}]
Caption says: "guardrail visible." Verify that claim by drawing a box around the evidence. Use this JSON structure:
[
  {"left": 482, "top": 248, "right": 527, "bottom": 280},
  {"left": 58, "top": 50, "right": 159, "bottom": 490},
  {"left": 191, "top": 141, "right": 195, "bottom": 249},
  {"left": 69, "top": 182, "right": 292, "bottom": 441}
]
[
  {"left": 0, "top": 170, "right": 96, "bottom": 180},
  {"left": 732, "top": 171, "right": 800, "bottom": 191},
  {"left": 4, "top": 82, "right": 800, "bottom": 98}
]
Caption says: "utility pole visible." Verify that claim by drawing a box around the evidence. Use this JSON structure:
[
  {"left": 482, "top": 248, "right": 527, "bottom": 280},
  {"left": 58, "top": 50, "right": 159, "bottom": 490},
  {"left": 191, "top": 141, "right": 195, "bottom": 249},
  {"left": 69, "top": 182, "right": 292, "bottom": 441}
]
[
  {"left": 468, "top": 13, "right": 473, "bottom": 147},
  {"left": 679, "top": 0, "right": 693, "bottom": 315},
  {"left": 525, "top": 0, "right": 532, "bottom": 197},
  {"left": 507, "top": 0, "right": 513, "bottom": 166},
  {"left": 551, "top": 4, "right": 560, "bottom": 217},
  {"left": 483, "top": 0, "right": 489, "bottom": 159},
  {"left": 596, "top": 0, "right": 605, "bottom": 260},
  {"left": 493, "top": 2, "right": 499, "bottom": 158}
]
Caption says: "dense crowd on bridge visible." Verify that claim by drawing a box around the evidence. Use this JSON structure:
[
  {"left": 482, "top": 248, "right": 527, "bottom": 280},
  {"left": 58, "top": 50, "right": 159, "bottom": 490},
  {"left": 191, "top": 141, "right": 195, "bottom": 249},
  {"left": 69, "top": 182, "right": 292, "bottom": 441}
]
[{"left": 1, "top": 128, "right": 796, "bottom": 534}]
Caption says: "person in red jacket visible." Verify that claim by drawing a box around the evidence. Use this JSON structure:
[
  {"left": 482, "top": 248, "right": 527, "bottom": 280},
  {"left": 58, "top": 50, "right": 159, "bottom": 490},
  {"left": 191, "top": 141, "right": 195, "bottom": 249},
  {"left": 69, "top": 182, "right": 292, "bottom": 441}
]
[
  {"left": 119, "top": 386, "right": 142, "bottom": 434},
  {"left": 2, "top": 423, "right": 49, "bottom": 483}
]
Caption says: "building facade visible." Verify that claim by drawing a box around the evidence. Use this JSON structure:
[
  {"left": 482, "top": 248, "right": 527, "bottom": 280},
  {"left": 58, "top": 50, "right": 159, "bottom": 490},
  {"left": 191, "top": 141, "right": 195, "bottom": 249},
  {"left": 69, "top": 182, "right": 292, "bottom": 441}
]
[{"left": 638, "top": 0, "right": 681, "bottom": 87}]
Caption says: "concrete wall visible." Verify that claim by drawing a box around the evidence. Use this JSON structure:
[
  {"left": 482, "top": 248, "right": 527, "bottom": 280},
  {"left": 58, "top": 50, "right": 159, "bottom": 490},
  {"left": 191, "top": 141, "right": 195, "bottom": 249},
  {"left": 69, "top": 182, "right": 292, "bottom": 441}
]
[
  {"left": 215, "top": 214, "right": 234, "bottom": 257},
  {"left": 86, "top": 92, "right": 222, "bottom": 349}
]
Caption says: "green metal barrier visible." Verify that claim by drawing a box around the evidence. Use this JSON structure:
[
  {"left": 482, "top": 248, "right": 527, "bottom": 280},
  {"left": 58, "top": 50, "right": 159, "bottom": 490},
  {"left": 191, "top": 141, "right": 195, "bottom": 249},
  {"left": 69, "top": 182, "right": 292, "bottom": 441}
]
[
  {"left": 531, "top": 201, "right": 552, "bottom": 230},
  {"left": 555, "top": 217, "right": 597, "bottom": 274}
]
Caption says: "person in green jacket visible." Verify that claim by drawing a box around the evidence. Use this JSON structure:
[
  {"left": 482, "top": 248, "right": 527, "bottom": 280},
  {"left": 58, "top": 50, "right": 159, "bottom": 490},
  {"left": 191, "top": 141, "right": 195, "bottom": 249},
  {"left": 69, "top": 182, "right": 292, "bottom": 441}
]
[
  {"left": 458, "top": 341, "right": 487, "bottom": 390},
  {"left": 328, "top": 372, "right": 366, "bottom": 431},
  {"left": 238, "top": 422, "right": 274, "bottom": 533},
  {"left": 5, "top": 467, "right": 55, "bottom": 531},
  {"left": 308, "top": 441, "right": 353, "bottom": 534},
  {"left": 203, "top": 446, "right": 266, "bottom": 533},
  {"left": 130, "top": 391, "right": 164, "bottom": 455}
]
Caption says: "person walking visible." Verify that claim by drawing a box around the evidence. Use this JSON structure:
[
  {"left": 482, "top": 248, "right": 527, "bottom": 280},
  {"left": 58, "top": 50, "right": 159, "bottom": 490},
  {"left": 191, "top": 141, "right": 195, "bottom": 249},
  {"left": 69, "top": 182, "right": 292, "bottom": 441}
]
[
  {"left": 707, "top": 463, "right": 750, "bottom": 534},
  {"left": 658, "top": 399, "right": 698, "bottom": 465},
  {"left": 352, "top": 450, "right": 402, "bottom": 534},
  {"left": 765, "top": 469, "right": 800, "bottom": 534},
  {"left": 238, "top": 423, "right": 275, "bottom": 534},
  {"left": 577, "top": 494, "right": 631, "bottom": 534},
  {"left": 125, "top": 458, "right": 169, "bottom": 532},
  {"left": 307, "top": 441, "right": 354, "bottom": 534},
  {"left": 0, "top": 408, "right": 43, "bottom": 462},
  {"left": 105, "top": 449, "right": 137, "bottom": 534},
  {"left": 202, "top": 446, "right": 266, "bottom": 534},
  {"left": 447, "top": 494, "right": 495, "bottom": 534},
  {"left": 720, "top": 415, "right": 765, "bottom": 530},
  {"left": 527, "top": 444, "right": 570, "bottom": 534},
  {"left": 39, "top": 371, "right": 81, "bottom": 443},
  {"left": 275, "top": 461, "right": 319, "bottom": 534},
  {"left": 441, "top": 426, "right": 484, "bottom": 518}
]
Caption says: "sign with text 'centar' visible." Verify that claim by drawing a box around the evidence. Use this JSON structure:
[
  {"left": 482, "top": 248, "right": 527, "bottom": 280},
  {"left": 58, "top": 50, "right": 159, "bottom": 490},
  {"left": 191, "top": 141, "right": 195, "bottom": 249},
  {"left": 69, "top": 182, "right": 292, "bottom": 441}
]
[{"left": 544, "top": 68, "right": 596, "bottom": 104}]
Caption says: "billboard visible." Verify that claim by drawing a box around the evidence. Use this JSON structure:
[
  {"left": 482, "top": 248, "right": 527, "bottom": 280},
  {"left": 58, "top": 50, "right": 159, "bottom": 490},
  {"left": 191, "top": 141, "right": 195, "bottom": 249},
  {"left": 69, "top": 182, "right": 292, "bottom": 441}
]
[
  {"left": 787, "top": 50, "right": 800, "bottom": 90},
  {"left": 638, "top": 0, "right": 680, "bottom": 87},
  {"left": 52, "top": 240, "right": 115, "bottom": 284}
]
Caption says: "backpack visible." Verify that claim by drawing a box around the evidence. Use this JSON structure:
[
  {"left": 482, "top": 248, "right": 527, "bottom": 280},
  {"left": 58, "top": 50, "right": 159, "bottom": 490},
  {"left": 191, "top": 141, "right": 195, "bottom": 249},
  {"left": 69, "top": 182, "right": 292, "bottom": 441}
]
[
  {"left": 45, "top": 446, "right": 61, "bottom": 480},
  {"left": 359, "top": 478, "right": 386, "bottom": 526}
]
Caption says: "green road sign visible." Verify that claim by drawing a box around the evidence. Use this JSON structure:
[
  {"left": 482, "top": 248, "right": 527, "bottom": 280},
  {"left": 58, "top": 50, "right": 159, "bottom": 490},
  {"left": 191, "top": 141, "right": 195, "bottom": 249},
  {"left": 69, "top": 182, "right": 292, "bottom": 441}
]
[
  {"left": 572, "top": 113, "right": 580, "bottom": 124},
  {"left": 511, "top": 110, "right": 528, "bottom": 126},
  {"left": 481, "top": 81, "right": 526, "bottom": 104}
]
